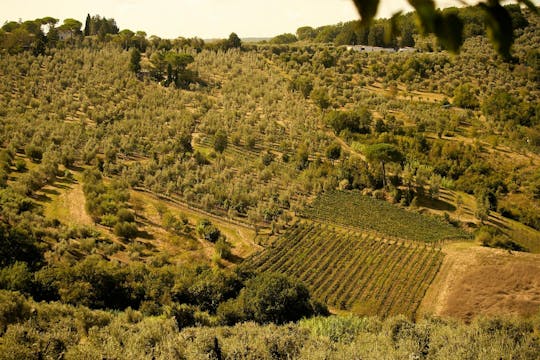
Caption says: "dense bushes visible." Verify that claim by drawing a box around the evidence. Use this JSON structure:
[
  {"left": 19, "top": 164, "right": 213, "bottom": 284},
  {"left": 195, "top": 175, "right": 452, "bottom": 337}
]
[
  {"left": 0, "top": 295, "right": 537, "bottom": 359},
  {"left": 0, "top": 216, "right": 43, "bottom": 269},
  {"left": 325, "top": 108, "right": 372, "bottom": 134},
  {"left": 82, "top": 169, "right": 137, "bottom": 236},
  {"left": 218, "top": 273, "right": 326, "bottom": 325}
]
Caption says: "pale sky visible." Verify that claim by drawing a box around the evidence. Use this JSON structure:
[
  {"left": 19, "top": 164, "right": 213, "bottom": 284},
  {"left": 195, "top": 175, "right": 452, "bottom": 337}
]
[{"left": 0, "top": 0, "right": 521, "bottom": 39}]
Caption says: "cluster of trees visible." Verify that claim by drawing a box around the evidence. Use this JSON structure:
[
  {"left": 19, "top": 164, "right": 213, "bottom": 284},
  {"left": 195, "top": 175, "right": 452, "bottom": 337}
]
[
  {"left": 83, "top": 14, "right": 118, "bottom": 39},
  {"left": 0, "top": 14, "right": 206, "bottom": 57},
  {"left": 0, "top": 250, "right": 323, "bottom": 325},
  {"left": 0, "top": 290, "right": 537, "bottom": 358},
  {"left": 0, "top": 164, "right": 323, "bottom": 328},
  {"left": 145, "top": 50, "right": 197, "bottom": 88},
  {"left": 325, "top": 108, "right": 373, "bottom": 135},
  {"left": 82, "top": 169, "right": 138, "bottom": 239},
  {"left": 290, "top": 4, "right": 530, "bottom": 56},
  {"left": 0, "top": 17, "right": 79, "bottom": 55}
]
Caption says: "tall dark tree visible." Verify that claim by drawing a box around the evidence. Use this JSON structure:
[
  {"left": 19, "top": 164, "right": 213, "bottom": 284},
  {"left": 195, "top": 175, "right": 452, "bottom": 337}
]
[
  {"left": 84, "top": 14, "right": 91, "bottom": 36},
  {"left": 129, "top": 48, "right": 141, "bottom": 73},
  {"left": 227, "top": 32, "right": 241, "bottom": 49}
]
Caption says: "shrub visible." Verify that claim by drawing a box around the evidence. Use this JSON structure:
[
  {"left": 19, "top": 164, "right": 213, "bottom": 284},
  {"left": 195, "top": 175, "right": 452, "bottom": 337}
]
[
  {"left": 114, "top": 222, "right": 138, "bottom": 240},
  {"left": 215, "top": 238, "right": 232, "bottom": 260},
  {"left": 166, "top": 303, "right": 197, "bottom": 329},
  {"left": 214, "top": 130, "right": 228, "bottom": 153},
  {"left": 236, "top": 273, "right": 320, "bottom": 324},
  {"left": 0, "top": 262, "right": 34, "bottom": 294},
  {"left": 100, "top": 214, "right": 119, "bottom": 227},
  {"left": 196, "top": 219, "right": 221, "bottom": 243},
  {"left": 117, "top": 208, "right": 135, "bottom": 223},
  {"left": 24, "top": 144, "right": 43, "bottom": 162},
  {"left": 0, "top": 290, "right": 31, "bottom": 334}
]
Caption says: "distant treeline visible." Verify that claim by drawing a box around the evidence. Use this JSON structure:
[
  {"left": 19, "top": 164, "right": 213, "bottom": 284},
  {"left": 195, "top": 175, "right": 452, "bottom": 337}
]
[
  {"left": 0, "top": 4, "right": 531, "bottom": 56},
  {"left": 268, "top": 5, "right": 529, "bottom": 48}
]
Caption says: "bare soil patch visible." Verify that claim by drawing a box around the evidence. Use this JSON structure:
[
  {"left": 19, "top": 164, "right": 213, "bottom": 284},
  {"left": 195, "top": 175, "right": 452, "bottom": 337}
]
[{"left": 419, "top": 242, "right": 540, "bottom": 321}]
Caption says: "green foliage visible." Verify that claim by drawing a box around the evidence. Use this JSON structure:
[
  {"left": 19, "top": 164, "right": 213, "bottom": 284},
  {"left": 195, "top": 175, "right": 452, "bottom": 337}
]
[
  {"left": 365, "top": 143, "right": 404, "bottom": 165},
  {"left": 0, "top": 301, "right": 536, "bottom": 359},
  {"left": 271, "top": 33, "right": 298, "bottom": 44},
  {"left": 310, "top": 87, "right": 331, "bottom": 110},
  {"left": 0, "top": 262, "right": 34, "bottom": 295},
  {"left": 215, "top": 238, "right": 233, "bottom": 260},
  {"left": 325, "top": 108, "right": 372, "bottom": 134},
  {"left": 113, "top": 221, "right": 138, "bottom": 240},
  {"left": 213, "top": 130, "right": 228, "bottom": 153},
  {"left": 129, "top": 48, "right": 141, "bottom": 73},
  {"left": 58, "top": 18, "right": 82, "bottom": 36},
  {"left": 196, "top": 219, "right": 221, "bottom": 242},
  {"left": 83, "top": 14, "right": 119, "bottom": 39},
  {"left": 453, "top": 84, "right": 479, "bottom": 109},
  {"left": 149, "top": 50, "right": 196, "bottom": 88},
  {"left": 300, "top": 315, "right": 381, "bottom": 343},
  {"left": 303, "top": 191, "right": 469, "bottom": 242},
  {"left": 228, "top": 32, "right": 242, "bottom": 49},
  {"left": 24, "top": 144, "right": 42, "bottom": 163},
  {"left": 166, "top": 303, "right": 197, "bottom": 329},
  {"left": 82, "top": 170, "right": 137, "bottom": 236},
  {"left": 296, "top": 26, "right": 316, "bottom": 40},
  {"left": 233, "top": 273, "right": 319, "bottom": 324},
  {"left": 0, "top": 218, "right": 43, "bottom": 268},
  {"left": 326, "top": 143, "right": 342, "bottom": 160},
  {"left": 162, "top": 211, "right": 189, "bottom": 235},
  {"left": 290, "top": 76, "right": 313, "bottom": 98},
  {"left": 0, "top": 291, "right": 31, "bottom": 334},
  {"left": 476, "top": 226, "right": 527, "bottom": 251}
]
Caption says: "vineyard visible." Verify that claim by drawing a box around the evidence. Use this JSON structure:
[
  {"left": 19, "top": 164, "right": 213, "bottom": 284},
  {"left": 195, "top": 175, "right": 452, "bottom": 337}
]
[
  {"left": 302, "top": 190, "right": 470, "bottom": 243},
  {"left": 249, "top": 221, "right": 444, "bottom": 318}
]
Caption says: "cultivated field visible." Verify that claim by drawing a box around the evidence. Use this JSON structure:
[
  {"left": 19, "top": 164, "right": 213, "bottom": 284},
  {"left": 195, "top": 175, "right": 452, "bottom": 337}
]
[
  {"left": 302, "top": 190, "right": 470, "bottom": 243},
  {"left": 249, "top": 221, "right": 443, "bottom": 318}
]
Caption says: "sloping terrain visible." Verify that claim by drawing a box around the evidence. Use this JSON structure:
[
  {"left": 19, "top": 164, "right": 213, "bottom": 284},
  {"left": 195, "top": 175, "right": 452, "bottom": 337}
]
[
  {"left": 249, "top": 221, "right": 443, "bottom": 318},
  {"left": 419, "top": 242, "right": 540, "bottom": 321}
]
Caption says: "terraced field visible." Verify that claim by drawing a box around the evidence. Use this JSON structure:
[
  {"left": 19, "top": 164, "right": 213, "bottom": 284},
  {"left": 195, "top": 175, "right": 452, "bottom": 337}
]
[
  {"left": 249, "top": 222, "right": 444, "bottom": 318},
  {"left": 302, "top": 190, "right": 470, "bottom": 243}
]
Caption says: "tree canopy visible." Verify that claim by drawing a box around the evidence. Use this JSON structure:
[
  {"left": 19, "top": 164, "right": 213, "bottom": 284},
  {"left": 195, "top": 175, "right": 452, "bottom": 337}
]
[{"left": 352, "top": 0, "right": 538, "bottom": 61}]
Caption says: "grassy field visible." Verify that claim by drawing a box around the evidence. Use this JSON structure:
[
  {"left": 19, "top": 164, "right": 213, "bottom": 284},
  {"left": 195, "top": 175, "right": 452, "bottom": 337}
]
[
  {"left": 302, "top": 190, "right": 470, "bottom": 243},
  {"left": 249, "top": 221, "right": 443, "bottom": 318},
  {"left": 419, "top": 241, "right": 540, "bottom": 321}
]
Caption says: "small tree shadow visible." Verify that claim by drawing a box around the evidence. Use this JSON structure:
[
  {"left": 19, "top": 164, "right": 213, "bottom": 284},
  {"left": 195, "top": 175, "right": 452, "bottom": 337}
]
[
  {"left": 42, "top": 188, "right": 60, "bottom": 196},
  {"left": 33, "top": 193, "right": 52, "bottom": 203},
  {"left": 225, "top": 253, "right": 243, "bottom": 264},
  {"left": 418, "top": 195, "right": 456, "bottom": 212},
  {"left": 137, "top": 229, "right": 154, "bottom": 240}
]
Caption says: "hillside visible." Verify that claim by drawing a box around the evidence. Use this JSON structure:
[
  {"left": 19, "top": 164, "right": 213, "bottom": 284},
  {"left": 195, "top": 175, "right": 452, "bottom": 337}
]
[
  {"left": 249, "top": 221, "right": 443, "bottom": 318},
  {"left": 0, "top": 5, "right": 539, "bottom": 357}
]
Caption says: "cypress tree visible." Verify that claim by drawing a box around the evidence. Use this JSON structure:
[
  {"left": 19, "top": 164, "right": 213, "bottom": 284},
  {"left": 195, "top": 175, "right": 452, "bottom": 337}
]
[
  {"left": 129, "top": 48, "right": 141, "bottom": 74},
  {"left": 84, "top": 14, "right": 91, "bottom": 36}
]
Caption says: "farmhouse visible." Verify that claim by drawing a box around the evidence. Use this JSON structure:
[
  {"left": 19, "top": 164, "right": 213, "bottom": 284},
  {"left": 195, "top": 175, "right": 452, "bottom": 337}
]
[{"left": 345, "top": 45, "right": 396, "bottom": 53}]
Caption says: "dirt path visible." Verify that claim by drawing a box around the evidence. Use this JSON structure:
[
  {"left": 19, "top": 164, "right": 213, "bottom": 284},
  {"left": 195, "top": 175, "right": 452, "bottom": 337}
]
[
  {"left": 418, "top": 242, "right": 540, "bottom": 321},
  {"left": 64, "top": 183, "right": 94, "bottom": 225},
  {"left": 44, "top": 180, "right": 93, "bottom": 226}
]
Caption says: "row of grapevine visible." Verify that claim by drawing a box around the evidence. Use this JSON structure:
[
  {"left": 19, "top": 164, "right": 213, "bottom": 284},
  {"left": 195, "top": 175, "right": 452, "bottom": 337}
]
[
  {"left": 302, "top": 190, "right": 470, "bottom": 243},
  {"left": 249, "top": 221, "right": 443, "bottom": 318}
]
